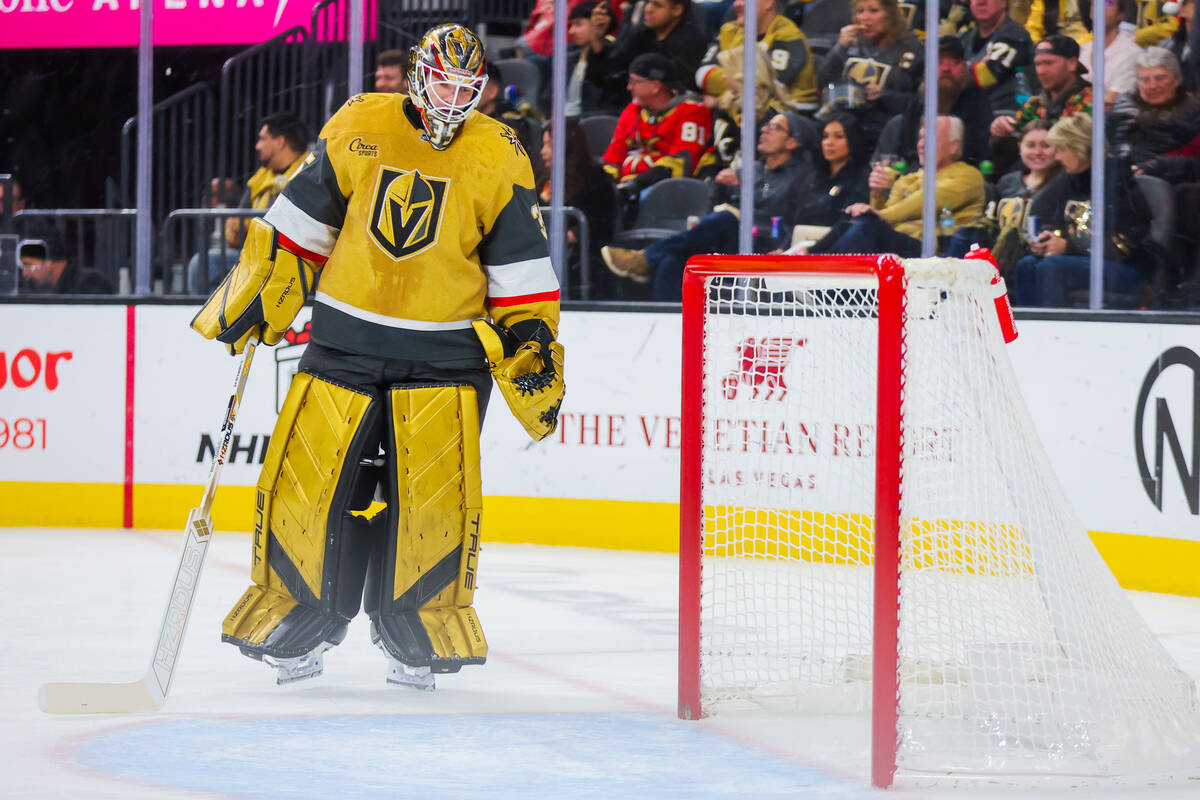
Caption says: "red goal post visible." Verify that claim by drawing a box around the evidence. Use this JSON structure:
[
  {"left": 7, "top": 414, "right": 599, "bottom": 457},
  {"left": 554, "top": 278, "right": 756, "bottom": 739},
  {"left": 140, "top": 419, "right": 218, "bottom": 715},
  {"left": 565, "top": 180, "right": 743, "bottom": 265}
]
[{"left": 678, "top": 253, "right": 1200, "bottom": 788}]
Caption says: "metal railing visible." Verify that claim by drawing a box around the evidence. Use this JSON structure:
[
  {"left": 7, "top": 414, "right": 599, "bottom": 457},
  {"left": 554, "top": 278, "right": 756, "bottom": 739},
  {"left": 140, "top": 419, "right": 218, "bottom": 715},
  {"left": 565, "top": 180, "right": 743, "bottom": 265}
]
[
  {"left": 540, "top": 204, "right": 591, "bottom": 300},
  {"left": 120, "top": 84, "right": 216, "bottom": 223},
  {"left": 0, "top": 234, "right": 17, "bottom": 295},
  {"left": 474, "top": 0, "right": 536, "bottom": 29},
  {"left": 0, "top": 173, "right": 15, "bottom": 235},
  {"left": 160, "top": 208, "right": 267, "bottom": 296},
  {"left": 11, "top": 209, "right": 136, "bottom": 294},
  {"left": 377, "top": 0, "right": 470, "bottom": 53},
  {"left": 218, "top": 26, "right": 316, "bottom": 186},
  {"left": 312, "top": 0, "right": 383, "bottom": 119}
]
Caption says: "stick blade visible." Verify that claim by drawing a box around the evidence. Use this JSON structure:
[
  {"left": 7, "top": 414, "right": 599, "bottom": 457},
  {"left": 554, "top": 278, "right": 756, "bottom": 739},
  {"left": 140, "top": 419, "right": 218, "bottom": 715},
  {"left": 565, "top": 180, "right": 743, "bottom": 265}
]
[{"left": 39, "top": 678, "right": 161, "bottom": 715}]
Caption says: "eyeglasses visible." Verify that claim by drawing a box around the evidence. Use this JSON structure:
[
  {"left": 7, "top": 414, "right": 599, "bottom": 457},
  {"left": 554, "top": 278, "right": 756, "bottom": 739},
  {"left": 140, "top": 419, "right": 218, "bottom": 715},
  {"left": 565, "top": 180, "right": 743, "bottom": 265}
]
[{"left": 762, "top": 121, "right": 789, "bottom": 133}]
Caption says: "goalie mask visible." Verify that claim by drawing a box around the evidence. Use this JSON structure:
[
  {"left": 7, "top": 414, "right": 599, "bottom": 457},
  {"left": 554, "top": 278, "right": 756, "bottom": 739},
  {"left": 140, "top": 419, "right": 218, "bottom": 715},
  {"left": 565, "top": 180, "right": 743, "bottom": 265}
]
[{"left": 408, "top": 24, "right": 489, "bottom": 150}]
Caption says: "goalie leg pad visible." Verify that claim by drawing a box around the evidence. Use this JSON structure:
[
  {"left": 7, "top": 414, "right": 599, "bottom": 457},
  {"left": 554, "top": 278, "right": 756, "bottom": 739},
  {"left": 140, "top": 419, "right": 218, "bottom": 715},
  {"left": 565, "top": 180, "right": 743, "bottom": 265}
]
[
  {"left": 367, "top": 383, "right": 488, "bottom": 671},
  {"left": 222, "top": 371, "right": 380, "bottom": 661}
]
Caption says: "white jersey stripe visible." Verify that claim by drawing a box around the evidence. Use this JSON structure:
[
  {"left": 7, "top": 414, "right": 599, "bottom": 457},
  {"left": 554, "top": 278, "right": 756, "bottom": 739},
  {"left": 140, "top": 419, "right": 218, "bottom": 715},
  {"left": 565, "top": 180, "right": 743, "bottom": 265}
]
[
  {"left": 264, "top": 195, "right": 340, "bottom": 257},
  {"left": 485, "top": 256, "right": 559, "bottom": 300},
  {"left": 315, "top": 292, "right": 477, "bottom": 331}
]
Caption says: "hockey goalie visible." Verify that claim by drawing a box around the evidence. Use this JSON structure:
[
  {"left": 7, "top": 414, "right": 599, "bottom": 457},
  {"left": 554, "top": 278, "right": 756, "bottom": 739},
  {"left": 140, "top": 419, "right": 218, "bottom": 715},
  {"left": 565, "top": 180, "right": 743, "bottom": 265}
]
[{"left": 191, "top": 23, "right": 564, "bottom": 689}]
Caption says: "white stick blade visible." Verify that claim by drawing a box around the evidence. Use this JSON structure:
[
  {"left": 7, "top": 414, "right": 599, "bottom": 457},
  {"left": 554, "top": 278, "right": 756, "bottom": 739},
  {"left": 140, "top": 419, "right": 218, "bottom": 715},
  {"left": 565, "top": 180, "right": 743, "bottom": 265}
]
[{"left": 39, "top": 679, "right": 160, "bottom": 715}]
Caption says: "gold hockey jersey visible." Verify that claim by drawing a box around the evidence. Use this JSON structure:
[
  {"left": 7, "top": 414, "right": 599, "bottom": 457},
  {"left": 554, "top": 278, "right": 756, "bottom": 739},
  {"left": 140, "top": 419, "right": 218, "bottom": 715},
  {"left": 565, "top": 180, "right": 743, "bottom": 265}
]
[{"left": 263, "top": 93, "right": 559, "bottom": 363}]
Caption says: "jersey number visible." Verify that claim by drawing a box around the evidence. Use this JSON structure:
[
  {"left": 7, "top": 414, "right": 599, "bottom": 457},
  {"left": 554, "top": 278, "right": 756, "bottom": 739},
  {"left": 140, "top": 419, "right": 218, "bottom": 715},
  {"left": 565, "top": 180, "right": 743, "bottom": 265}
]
[
  {"left": 986, "top": 41, "right": 1018, "bottom": 69},
  {"left": 680, "top": 122, "right": 707, "bottom": 143}
]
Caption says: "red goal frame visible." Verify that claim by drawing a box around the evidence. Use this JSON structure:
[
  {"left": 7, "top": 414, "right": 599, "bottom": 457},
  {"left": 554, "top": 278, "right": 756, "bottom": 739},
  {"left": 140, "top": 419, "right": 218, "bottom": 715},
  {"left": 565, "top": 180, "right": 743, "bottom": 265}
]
[{"left": 677, "top": 254, "right": 906, "bottom": 789}]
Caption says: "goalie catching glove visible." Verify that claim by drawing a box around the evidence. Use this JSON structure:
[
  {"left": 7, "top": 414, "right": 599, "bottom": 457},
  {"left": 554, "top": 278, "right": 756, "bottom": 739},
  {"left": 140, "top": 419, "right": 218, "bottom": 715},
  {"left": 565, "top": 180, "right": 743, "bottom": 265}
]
[
  {"left": 473, "top": 318, "right": 564, "bottom": 442},
  {"left": 191, "top": 217, "right": 318, "bottom": 354}
]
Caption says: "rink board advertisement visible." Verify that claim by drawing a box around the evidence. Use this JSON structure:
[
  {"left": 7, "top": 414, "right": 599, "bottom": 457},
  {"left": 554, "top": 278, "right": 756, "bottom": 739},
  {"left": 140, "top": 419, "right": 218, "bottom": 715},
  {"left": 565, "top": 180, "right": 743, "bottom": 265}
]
[{"left": 1, "top": 304, "right": 1198, "bottom": 594}]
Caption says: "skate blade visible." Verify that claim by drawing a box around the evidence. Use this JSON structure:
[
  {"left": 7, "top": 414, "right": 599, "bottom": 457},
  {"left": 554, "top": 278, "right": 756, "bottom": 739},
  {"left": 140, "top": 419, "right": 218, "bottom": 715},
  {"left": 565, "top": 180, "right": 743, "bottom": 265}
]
[
  {"left": 386, "top": 664, "right": 436, "bottom": 691},
  {"left": 264, "top": 643, "right": 330, "bottom": 685}
]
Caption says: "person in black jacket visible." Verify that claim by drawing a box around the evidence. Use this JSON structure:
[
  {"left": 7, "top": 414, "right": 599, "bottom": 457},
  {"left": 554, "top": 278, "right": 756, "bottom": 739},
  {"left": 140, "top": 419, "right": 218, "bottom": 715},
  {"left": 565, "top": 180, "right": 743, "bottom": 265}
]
[
  {"left": 870, "top": 36, "right": 995, "bottom": 173},
  {"left": 18, "top": 224, "right": 114, "bottom": 295},
  {"left": 594, "top": 0, "right": 709, "bottom": 100},
  {"left": 536, "top": 118, "right": 621, "bottom": 299},
  {"left": 1010, "top": 113, "right": 1155, "bottom": 307},
  {"left": 1108, "top": 47, "right": 1200, "bottom": 162},
  {"left": 600, "top": 111, "right": 816, "bottom": 300},
  {"left": 818, "top": 0, "right": 924, "bottom": 144},
  {"left": 797, "top": 111, "right": 871, "bottom": 227}
]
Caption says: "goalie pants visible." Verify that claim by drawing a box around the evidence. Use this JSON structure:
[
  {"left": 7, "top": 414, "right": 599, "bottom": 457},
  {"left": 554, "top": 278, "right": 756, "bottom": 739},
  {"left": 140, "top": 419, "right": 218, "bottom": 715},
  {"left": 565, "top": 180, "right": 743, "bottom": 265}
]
[{"left": 221, "top": 342, "right": 492, "bottom": 673}]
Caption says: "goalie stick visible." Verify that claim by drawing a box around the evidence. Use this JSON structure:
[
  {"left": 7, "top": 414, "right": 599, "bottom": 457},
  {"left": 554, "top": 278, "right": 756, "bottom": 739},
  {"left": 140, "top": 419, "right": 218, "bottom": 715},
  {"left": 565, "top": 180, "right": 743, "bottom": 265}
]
[{"left": 39, "top": 338, "right": 259, "bottom": 714}]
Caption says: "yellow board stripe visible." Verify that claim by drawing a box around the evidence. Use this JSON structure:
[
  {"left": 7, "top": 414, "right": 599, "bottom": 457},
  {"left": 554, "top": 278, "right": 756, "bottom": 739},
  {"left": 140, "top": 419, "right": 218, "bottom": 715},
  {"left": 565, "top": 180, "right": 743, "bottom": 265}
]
[{"left": 2, "top": 481, "right": 1198, "bottom": 597}]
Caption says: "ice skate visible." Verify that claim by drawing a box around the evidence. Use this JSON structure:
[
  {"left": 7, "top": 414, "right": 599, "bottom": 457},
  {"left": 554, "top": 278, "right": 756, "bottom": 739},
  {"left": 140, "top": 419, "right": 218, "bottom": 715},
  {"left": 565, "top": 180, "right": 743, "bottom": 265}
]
[
  {"left": 385, "top": 658, "right": 436, "bottom": 691},
  {"left": 262, "top": 642, "right": 331, "bottom": 685}
]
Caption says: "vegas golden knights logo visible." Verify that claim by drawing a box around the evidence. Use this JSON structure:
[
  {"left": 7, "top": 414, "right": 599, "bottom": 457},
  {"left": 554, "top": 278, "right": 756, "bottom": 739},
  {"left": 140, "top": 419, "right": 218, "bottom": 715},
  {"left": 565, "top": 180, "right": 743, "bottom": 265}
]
[
  {"left": 368, "top": 166, "right": 449, "bottom": 260},
  {"left": 995, "top": 197, "right": 1027, "bottom": 231},
  {"left": 845, "top": 57, "right": 892, "bottom": 88},
  {"left": 443, "top": 27, "right": 483, "bottom": 71}
]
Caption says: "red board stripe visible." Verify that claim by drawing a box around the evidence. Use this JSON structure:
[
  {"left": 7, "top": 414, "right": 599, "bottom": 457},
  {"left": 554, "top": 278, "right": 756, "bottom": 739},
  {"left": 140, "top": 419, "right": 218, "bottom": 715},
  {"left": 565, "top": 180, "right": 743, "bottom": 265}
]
[{"left": 124, "top": 303, "right": 136, "bottom": 528}]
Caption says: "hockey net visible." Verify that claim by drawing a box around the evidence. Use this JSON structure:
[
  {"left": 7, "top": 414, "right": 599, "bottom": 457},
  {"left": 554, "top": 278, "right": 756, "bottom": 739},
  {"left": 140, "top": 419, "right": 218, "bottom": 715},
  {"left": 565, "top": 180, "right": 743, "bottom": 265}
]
[{"left": 678, "top": 254, "right": 1200, "bottom": 786}]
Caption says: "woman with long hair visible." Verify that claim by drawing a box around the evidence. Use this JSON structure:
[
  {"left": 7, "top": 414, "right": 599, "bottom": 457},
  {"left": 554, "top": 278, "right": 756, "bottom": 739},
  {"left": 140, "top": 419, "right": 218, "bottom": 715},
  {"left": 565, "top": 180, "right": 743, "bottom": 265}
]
[
  {"left": 817, "top": 0, "right": 923, "bottom": 144},
  {"left": 536, "top": 118, "right": 620, "bottom": 298},
  {"left": 990, "top": 119, "right": 1063, "bottom": 271},
  {"left": 1009, "top": 114, "right": 1155, "bottom": 307},
  {"left": 797, "top": 111, "right": 871, "bottom": 227}
]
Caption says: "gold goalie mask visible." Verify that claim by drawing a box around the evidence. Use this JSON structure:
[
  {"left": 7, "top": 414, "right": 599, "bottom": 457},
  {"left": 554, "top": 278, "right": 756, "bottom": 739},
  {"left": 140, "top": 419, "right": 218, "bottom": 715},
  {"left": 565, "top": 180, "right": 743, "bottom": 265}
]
[{"left": 473, "top": 319, "right": 564, "bottom": 442}]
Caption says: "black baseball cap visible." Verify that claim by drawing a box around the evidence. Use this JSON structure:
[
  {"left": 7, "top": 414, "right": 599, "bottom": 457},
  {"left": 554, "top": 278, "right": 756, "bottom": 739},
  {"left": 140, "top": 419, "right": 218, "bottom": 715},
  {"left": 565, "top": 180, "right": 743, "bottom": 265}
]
[
  {"left": 1036, "top": 34, "right": 1081, "bottom": 60},
  {"left": 629, "top": 53, "right": 678, "bottom": 84}
]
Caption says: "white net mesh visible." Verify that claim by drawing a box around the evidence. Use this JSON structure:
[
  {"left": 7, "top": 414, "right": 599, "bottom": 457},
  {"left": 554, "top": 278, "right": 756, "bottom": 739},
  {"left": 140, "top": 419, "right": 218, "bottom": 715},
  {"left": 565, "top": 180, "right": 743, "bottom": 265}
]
[{"left": 692, "top": 258, "right": 1200, "bottom": 777}]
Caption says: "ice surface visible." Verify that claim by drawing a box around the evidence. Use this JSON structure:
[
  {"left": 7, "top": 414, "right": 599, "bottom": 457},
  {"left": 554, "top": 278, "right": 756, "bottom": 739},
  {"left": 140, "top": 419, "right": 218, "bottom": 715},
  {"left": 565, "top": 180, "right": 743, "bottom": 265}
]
[{"left": 4, "top": 528, "right": 1199, "bottom": 799}]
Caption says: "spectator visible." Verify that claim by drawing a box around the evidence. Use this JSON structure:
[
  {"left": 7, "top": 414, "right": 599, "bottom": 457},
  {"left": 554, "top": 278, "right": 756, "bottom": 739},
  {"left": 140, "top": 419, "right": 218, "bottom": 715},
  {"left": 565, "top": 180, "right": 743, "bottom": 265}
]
[
  {"left": 604, "top": 0, "right": 709, "bottom": 93},
  {"left": 1109, "top": 47, "right": 1200, "bottom": 161},
  {"left": 961, "top": 0, "right": 1039, "bottom": 116},
  {"left": 18, "top": 225, "right": 113, "bottom": 295},
  {"left": 1025, "top": 0, "right": 1091, "bottom": 44},
  {"left": 602, "top": 53, "right": 713, "bottom": 218},
  {"left": 990, "top": 34, "right": 1093, "bottom": 140},
  {"left": 697, "top": 0, "right": 820, "bottom": 113},
  {"left": 989, "top": 119, "right": 1063, "bottom": 272},
  {"left": 188, "top": 112, "right": 310, "bottom": 294},
  {"left": 374, "top": 49, "right": 408, "bottom": 93},
  {"left": 871, "top": 36, "right": 995, "bottom": 176},
  {"left": 1010, "top": 113, "right": 1155, "bottom": 306},
  {"left": 811, "top": 115, "right": 986, "bottom": 256},
  {"left": 479, "top": 63, "right": 542, "bottom": 175},
  {"left": 1080, "top": 0, "right": 1143, "bottom": 105},
  {"left": 1160, "top": 0, "right": 1198, "bottom": 91},
  {"left": 796, "top": 112, "right": 872, "bottom": 227},
  {"left": 514, "top": 0, "right": 624, "bottom": 58},
  {"left": 600, "top": 111, "right": 816, "bottom": 300},
  {"left": 536, "top": 119, "right": 620, "bottom": 298},
  {"left": 818, "top": 0, "right": 924, "bottom": 143},
  {"left": 565, "top": 1, "right": 627, "bottom": 116}
]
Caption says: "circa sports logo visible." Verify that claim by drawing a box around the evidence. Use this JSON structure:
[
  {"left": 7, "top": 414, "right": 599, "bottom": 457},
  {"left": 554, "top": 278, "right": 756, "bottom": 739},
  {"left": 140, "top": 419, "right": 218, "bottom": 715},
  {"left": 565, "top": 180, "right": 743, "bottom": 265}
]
[
  {"left": 1134, "top": 346, "right": 1199, "bottom": 515},
  {"left": 349, "top": 137, "right": 379, "bottom": 157},
  {"left": 367, "top": 165, "right": 449, "bottom": 260}
]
